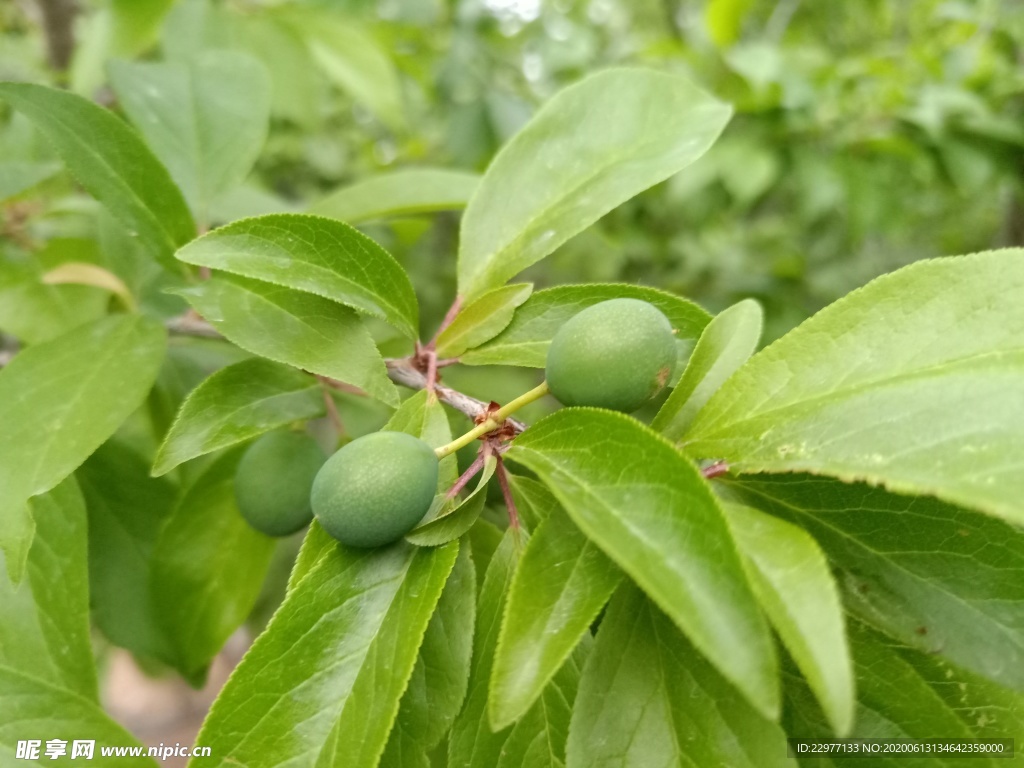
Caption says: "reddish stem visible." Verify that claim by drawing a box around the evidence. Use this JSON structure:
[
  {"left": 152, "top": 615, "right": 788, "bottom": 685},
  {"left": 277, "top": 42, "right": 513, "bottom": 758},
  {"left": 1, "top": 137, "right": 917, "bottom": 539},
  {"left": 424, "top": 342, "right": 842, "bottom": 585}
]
[
  {"left": 446, "top": 450, "right": 486, "bottom": 500},
  {"left": 427, "top": 295, "right": 464, "bottom": 350},
  {"left": 495, "top": 456, "right": 520, "bottom": 531},
  {"left": 701, "top": 460, "right": 730, "bottom": 479},
  {"left": 322, "top": 386, "right": 344, "bottom": 433}
]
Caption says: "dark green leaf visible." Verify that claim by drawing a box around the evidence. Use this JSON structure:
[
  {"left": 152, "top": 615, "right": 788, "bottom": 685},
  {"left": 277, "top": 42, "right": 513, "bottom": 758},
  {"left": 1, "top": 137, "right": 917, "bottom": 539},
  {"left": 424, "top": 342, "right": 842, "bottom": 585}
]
[
  {"left": 567, "top": 586, "right": 789, "bottom": 768},
  {"left": 729, "top": 474, "right": 1024, "bottom": 693},
  {"left": 462, "top": 284, "right": 710, "bottom": 370},
  {"left": 653, "top": 298, "right": 762, "bottom": 441},
  {"left": 0, "top": 314, "right": 166, "bottom": 581},
  {"left": 153, "top": 358, "right": 326, "bottom": 476},
  {"left": 508, "top": 409, "right": 779, "bottom": 718},
  {"left": 381, "top": 543, "right": 476, "bottom": 767},
  {"left": 311, "top": 168, "right": 480, "bottom": 223},
  {"left": 108, "top": 51, "right": 271, "bottom": 225},
  {"left": 175, "top": 213, "right": 419, "bottom": 338},
  {"left": 490, "top": 507, "right": 621, "bottom": 729},
  {"left": 687, "top": 250, "right": 1024, "bottom": 527},
  {"left": 175, "top": 275, "right": 399, "bottom": 406},
  {"left": 0, "top": 83, "right": 194, "bottom": 270},
  {"left": 151, "top": 449, "right": 275, "bottom": 683},
  {"left": 78, "top": 442, "right": 177, "bottom": 664},
  {"left": 193, "top": 541, "right": 458, "bottom": 768},
  {"left": 458, "top": 69, "right": 731, "bottom": 300},
  {"left": 724, "top": 503, "right": 854, "bottom": 736},
  {"left": 449, "top": 531, "right": 520, "bottom": 767}
]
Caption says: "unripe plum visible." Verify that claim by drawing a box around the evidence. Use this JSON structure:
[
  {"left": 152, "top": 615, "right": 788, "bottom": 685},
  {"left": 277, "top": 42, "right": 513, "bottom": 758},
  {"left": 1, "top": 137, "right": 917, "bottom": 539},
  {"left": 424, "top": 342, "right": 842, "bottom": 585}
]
[
  {"left": 311, "top": 430, "right": 439, "bottom": 548},
  {"left": 545, "top": 298, "right": 676, "bottom": 412},
  {"left": 235, "top": 431, "right": 326, "bottom": 537}
]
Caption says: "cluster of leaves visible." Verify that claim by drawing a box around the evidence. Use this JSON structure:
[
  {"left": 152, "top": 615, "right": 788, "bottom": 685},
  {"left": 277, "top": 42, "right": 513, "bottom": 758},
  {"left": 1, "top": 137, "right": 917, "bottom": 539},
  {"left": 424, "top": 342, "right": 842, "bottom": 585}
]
[{"left": 1, "top": 9, "right": 1024, "bottom": 768}]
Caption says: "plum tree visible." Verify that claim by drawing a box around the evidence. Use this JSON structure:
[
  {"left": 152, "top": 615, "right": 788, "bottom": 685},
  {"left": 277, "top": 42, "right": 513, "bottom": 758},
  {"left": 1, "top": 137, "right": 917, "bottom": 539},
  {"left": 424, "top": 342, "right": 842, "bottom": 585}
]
[
  {"left": 311, "top": 431, "right": 439, "bottom": 548},
  {"left": 545, "top": 298, "right": 676, "bottom": 412},
  {"left": 235, "top": 431, "right": 326, "bottom": 537}
]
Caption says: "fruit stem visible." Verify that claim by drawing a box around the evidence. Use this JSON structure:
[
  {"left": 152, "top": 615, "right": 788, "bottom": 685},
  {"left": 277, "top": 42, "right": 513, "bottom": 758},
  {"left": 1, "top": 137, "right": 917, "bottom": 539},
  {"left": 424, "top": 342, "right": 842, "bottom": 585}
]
[{"left": 434, "top": 381, "right": 550, "bottom": 458}]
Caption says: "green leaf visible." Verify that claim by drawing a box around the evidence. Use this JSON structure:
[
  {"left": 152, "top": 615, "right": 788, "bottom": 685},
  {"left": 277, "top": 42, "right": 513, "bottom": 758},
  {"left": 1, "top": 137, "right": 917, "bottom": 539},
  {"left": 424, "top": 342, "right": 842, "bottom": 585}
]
[
  {"left": 0, "top": 314, "right": 166, "bottom": 582},
  {"left": 730, "top": 474, "right": 1024, "bottom": 694},
  {"left": 457, "top": 69, "right": 731, "bottom": 300},
  {"left": 0, "top": 160, "right": 60, "bottom": 201},
  {"left": 310, "top": 168, "right": 481, "bottom": 223},
  {"left": 0, "top": 667, "right": 156, "bottom": 767},
  {"left": 406, "top": 456, "right": 496, "bottom": 547},
  {"left": 283, "top": 10, "right": 405, "bottom": 130},
  {"left": 193, "top": 541, "right": 458, "bottom": 768},
  {"left": 784, "top": 623, "right": 994, "bottom": 768},
  {"left": 723, "top": 503, "right": 854, "bottom": 736},
  {"left": 175, "top": 213, "right": 419, "bottom": 338},
  {"left": 508, "top": 408, "right": 779, "bottom": 719},
  {"left": 108, "top": 51, "right": 271, "bottom": 226},
  {"left": 151, "top": 449, "right": 275, "bottom": 683},
  {"left": 0, "top": 253, "right": 108, "bottom": 345},
  {"left": 497, "top": 643, "right": 587, "bottom": 768},
  {"left": 653, "top": 298, "right": 762, "bottom": 441},
  {"left": 0, "top": 479, "right": 96, "bottom": 700},
  {"left": 78, "top": 442, "right": 177, "bottom": 664},
  {"left": 687, "top": 250, "right": 1024, "bottom": 527},
  {"left": 175, "top": 275, "right": 399, "bottom": 406},
  {"left": 567, "top": 586, "right": 789, "bottom": 768},
  {"left": 380, "top": 543, "right": 476, "bottom": 767},
  {"left": 152, "top": 358, "right": 325, "bottom": 476},
  {"left": 490, "top": 506, "right": 622, "bottom": 729},
  {"left": 462, "top": 284, "right": 710, "bottom": 369},
  {"left": 507, "top": 474, "right": 561, "bottom": 531},
  {"left": 382, "top": 389, "right": 459, "bottom": 489},
  {"left": 437, "top": 284, "right": 533, "bottom": 358},
  {"left": 449, "top": 531, "right": 520, "bottom": 767},
  {"left": 0, "top": 83, "right": 194, "bottom": 270}
]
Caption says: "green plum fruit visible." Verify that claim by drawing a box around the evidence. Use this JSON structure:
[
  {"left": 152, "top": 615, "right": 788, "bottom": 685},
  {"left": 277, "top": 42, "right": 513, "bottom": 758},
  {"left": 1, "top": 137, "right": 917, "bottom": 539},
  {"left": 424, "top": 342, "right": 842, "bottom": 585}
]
[
  {"left": 311, "top": 430, "right": 439, "bottom": 548},
  {"left": 545, "top": 297, "right": 676, "bottom": 412},
  {"left": 235, "top": 430, "right": 326, "bottom": 537}
]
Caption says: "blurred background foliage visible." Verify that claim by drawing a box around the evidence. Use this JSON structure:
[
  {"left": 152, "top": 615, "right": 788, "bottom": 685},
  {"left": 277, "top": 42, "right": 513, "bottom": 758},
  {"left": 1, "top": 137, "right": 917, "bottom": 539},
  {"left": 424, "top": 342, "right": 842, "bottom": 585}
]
[{"left": 2, "top": 0, "right": 1023, "bottom": 344}]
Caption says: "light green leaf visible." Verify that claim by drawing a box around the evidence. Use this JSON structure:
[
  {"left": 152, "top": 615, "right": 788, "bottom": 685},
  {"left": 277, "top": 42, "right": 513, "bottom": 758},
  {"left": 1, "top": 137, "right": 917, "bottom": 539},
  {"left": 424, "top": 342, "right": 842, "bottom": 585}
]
[
  {"left": 462, "top": 284, "right": 710, "bottom": 369},
  {"left": 0, "top": 479, "right": 96, "bottom": 700},
  {"left": 449, "top": 531, "right": 520, "bottom": 767},
  {"left": 0, "top": 160, "right": 60, "bottom": 201},
  {"left": 687, "top": 250, "right": 1024, "bottom": 527},
  {"left": 730, "top": 474, "right": 1024, "bottom": 694},
  {"left": 283, "top": 10, "right": 405, "bottom": 130},
  {"left": 496, "top": 643, "right": 587, "bottom": 768},
  {"left": 406, "top": 456, "right": 496, "bottom": 547},
  {"left": 380, "top": 543, "right": 476, "bottom": 767},
  {"left": 151, "top": 449, "right": 275, "bottom": 683},
  {"left": 457, "top": 69, "right": 731, "bottom": 300},
  {"left": 311, "top": 168, "right": 481, "bottom": 224},
  {"left": 175, "top": 275, "right": 399, "bottom": 406},
  {"left": 0, "top": 253, "right": 108, "bottom": 344},
  {"left": 437, "top": 284, "right": 533, "bottom": 358},
  {"left": 382, "top": 390, "right": 458, "bottom": 489},
  {"left": 654, "top": 298, "right": 762, "bottom": 441},
  {"left": 0, "top": 314, "right": 166, "bottom": 582},
  {"left": 153, "top": 358, "right": 325, "bottom": 476},
  {"left": 108, "top": 51, "right": 271, "bottom": 226},
  {"left": 0, "top": 83, "right": 194, "bottom": 270},
  {"left": 724, "top": 503, "right": 854, "bottom": 736},
  {"left": 175, "top": 213, "right": 419, "bottom": 338},
  {"left": 508, "top": 409, "right": 779, "bottom": 719},
  {"left": 0, "top": 667, "right": 156, "bottom": 767},
  {"left": 784, "top": 623, "right": 995, "bottom": 768},
  {"left": 78, "top": 442, "right": 177, "bottom": 665},
  {"left": 490, "top": 506, "right": 622, "bottom": 729},
  {"left": 567, "top": 586, "right": 789, "bottom": 768},
  {"left": 192, "top": 541, "right": 458, "bottom": 768}
]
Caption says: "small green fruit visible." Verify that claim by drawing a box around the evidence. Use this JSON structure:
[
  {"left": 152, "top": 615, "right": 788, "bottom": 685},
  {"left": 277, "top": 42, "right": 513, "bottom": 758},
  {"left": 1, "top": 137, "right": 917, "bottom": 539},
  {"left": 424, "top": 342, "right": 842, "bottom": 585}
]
[
  {"left": 545, "top": 298, "right": 676, "bottom": 412},
  {"left": 311, "top": 431, "right": 439, "bottom": 548},
  {"left": 235, "top": 431, "right": 326, "bottom": 537}
]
